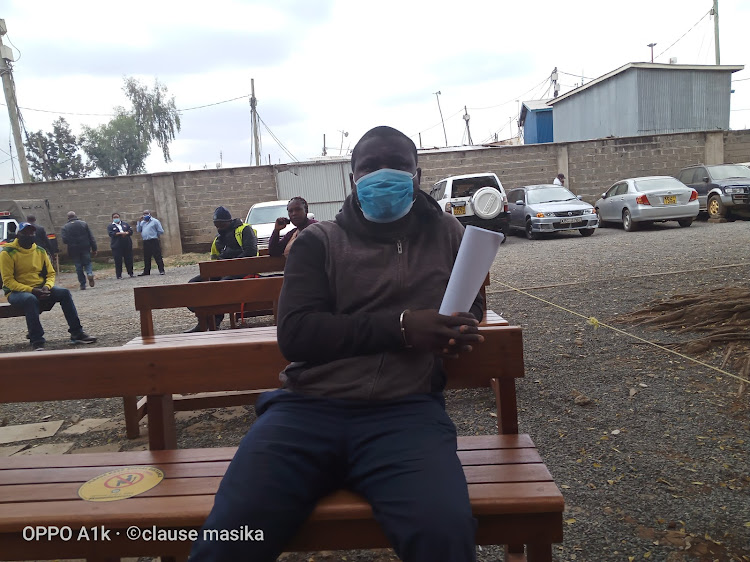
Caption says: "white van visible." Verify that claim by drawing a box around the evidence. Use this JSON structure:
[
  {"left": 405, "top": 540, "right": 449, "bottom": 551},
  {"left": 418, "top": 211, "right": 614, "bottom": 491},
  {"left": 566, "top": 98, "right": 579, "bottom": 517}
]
[{"left": 245, "top": 200, "right": 294, "bottom": 249}]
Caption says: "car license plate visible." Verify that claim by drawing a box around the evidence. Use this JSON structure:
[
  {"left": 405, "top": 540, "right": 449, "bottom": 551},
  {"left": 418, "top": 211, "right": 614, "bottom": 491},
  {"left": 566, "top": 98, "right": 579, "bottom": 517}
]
[
  {"left": 560, "top": 217, "right": 581, "bottom": 224},
  {"left": 453, "top": 205, "right": 466, "bottom": 216},
  {"left": 664, "top": 195, "right": 677, "bottom": 204}
]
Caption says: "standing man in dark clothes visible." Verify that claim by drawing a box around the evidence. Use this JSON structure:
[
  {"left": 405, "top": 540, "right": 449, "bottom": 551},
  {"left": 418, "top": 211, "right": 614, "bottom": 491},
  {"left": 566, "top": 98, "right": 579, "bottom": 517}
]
[
  {"left": 107, "top": 213, "right": 135, "bottom": 279},
  {"left": 190, "top": 126, "right": 485, "bottom": 561},
  {"left": 136, "top": 209, "right": 165, "bottom": 276},
  {"left": 25, "top": 215, "right": 52, "bottom": 254},
  {"left": 60, "top": 211, "right": 97, "bottom": 291},
  {"left": 268, "top": 196, "right": 318, "bottom": 257},
  {"left": 183, "top": 206, "right": 258, "bottom": 333},
  {"left": 2, "top": 221, "right": 16, "bottom": 243}
]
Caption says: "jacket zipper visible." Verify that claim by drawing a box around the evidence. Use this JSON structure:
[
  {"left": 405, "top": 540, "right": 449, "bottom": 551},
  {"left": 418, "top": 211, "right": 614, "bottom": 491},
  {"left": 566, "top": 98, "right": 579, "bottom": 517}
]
[{"left": 397, "top": 240, "right": 403, "bottom": 254}]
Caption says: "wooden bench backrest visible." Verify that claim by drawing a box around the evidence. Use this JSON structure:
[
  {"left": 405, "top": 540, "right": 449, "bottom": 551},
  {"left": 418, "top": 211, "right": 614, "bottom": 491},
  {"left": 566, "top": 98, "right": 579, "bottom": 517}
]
[
  {"left": 198, "top": 255, "right": 286, "bottom": 280},
  {"left": 133, "top": 276, "right": 284, "bottom": 336},
  {"left": 0, "top": 326, "right": 522, "bottom": 399}
]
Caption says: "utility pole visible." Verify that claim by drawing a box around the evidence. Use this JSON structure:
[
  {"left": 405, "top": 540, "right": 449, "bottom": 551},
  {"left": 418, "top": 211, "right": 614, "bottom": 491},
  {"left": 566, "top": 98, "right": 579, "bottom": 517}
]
[
  {"left": 0, "top": 20, "right": 31, "bottom": 183},
  {"left": 647, "top": 43, "right": 657, "bottom": 63},
  {"left": 433, "top": 91, "right": 448, "bottom": 147},
  {"left": 712, "top": 0, "right": 720, "bottom": 65},
  {"left": 551, "top": 67, "right": 560, "bottom": 98},
  {"left": 322, "top": 134, "right": 326, "bottom": 156},
  {"left": 249, "top": 78, "right": 261, "bottom": 166},
  {"left": 462, "top": 106, "right": 473, "bottom": 145}
]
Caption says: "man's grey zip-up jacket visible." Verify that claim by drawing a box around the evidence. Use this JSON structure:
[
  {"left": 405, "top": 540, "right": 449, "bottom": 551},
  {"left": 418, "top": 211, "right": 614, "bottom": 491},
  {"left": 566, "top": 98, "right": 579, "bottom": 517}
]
[{"left": 277, "top": 190, "right": 485, "bottom": 401}]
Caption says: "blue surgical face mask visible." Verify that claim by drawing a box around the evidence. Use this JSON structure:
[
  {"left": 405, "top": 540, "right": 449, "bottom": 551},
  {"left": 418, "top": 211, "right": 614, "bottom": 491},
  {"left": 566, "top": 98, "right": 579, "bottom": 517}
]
[
  {"left": 355, "top": 168, "right": 417, "bottom": 223},
  {"left": 143, "top": 214, "right": 151, "bottom": 221},
  {"left": 113, "top": 218, "right": 121, "bottom": 224}
]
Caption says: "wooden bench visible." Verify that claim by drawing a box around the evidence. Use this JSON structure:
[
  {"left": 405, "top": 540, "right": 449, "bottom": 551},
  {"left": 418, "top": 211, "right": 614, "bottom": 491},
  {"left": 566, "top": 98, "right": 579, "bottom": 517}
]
[
  {"left": 0, "top": 299, "right": 55, "bottom": 319},
  {"left": 0, "top": 326, "right": 564, "bottom": 561},
  {"left": 124, "top": 277, "right": 284, "bottom": 439},
  {"left": 197, "top": 255, "right": 286, "bottom": 280}
]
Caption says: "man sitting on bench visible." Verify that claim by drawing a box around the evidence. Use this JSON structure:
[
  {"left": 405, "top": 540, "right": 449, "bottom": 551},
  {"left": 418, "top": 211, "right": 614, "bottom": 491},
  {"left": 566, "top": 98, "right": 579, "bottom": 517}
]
[
  {"left": 190, "top": 126, "right": 485, "bottom": 561},
  {"left": 184, "top": 206, "right": 258, "bottom": 333},
  {"left": 0, "top": 222, "right": 96, "bottom": 351}
]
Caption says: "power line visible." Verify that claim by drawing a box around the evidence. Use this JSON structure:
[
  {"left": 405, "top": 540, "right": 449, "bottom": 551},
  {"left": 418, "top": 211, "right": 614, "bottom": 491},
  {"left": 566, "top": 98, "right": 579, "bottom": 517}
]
[
  {"left": 0, "top": 93, "right": 252, "bottom": 118},
  {"left": 733, "top": 77, "right": 750, "bottom": 82},
  {"left": 654, "top": 9, "right": 712, "bottom": 61},
  {"left": 558, "top": 70, "right": 595, "bottom": 81},
  {"left": 256, "top": 112, "right": 298, "bottom": 162}
]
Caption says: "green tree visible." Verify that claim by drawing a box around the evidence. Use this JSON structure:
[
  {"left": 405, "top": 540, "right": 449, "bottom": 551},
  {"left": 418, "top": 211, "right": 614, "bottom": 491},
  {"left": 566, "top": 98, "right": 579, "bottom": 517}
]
[
  {"left": 123, "top": 77, "right": 181, "bottom": 163},
  {"left": 82, "top": 112, "right": 150, "bottom": 176},
  {"left": 24, "top": 117, "right": 95, "bottom": 181}
]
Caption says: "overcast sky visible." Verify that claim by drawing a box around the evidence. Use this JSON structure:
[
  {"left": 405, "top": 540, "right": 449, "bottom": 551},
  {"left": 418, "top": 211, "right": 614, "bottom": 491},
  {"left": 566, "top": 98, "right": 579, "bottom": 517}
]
[{"left": 1, "top": 0, "right": 748, "bottom": 184}]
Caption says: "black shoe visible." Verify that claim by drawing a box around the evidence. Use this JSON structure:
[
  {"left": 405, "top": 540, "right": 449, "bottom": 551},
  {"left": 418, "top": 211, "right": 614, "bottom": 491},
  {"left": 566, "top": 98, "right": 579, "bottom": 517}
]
[
  {"left": 159, "top": 270, "right": 166, "bottom": 275},
  {"left": 80, "top": 285, "right": 86, "bottom": 291},
  {"left": 138, "top": 272, "right": 150, "bottom": 276},
  {"left": 183, "top": 324, "right": 203, "bottom": 334},
  {"left": 31, "top": 341, "right": 45, "bottom": 351},
  {"left": 116, "top": 276, "right": 123, "bottom": 280},
  {"left": 128, "top": 273, "right": 135, "bottom": 278},
  {"left": 70, "top": 332, "right": 97, "bottom": 344}
]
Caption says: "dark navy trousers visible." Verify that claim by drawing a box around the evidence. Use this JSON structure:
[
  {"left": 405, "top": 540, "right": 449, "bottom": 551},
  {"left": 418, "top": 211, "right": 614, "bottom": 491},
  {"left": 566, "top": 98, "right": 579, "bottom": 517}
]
[{"left": 189, "top": 390, "right": 476, "bottom": 562}]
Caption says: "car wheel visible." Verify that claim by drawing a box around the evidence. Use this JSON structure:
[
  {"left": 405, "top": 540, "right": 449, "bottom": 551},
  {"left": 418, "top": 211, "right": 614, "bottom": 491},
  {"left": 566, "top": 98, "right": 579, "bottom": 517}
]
[
  {"left": 707, "top": 195, "right": 725, "bottom": 219},
  {"left": 622, "top": 209, "right": 638, "bottom": 232},
  {"left": 678, "top": 217, "right": 693, "bottom": 227},
  {"left": 596, "top": 208, "right": 605, "bottom": 227},
  {"left": 579, "top": 228, "right": 595, "bottom": 237},
  {"left": 525, "top": 219, "right": 538, "bottom": 240}
]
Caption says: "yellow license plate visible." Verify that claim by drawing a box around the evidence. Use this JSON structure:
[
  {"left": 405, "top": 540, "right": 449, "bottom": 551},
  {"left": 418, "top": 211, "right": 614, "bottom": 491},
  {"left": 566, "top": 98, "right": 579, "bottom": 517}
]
[
  {"left": 453, "top": 205, "right": 466, "bottom": 216},
  {"left": 664, "top": 195, "right": 677, "bottom": 204}
]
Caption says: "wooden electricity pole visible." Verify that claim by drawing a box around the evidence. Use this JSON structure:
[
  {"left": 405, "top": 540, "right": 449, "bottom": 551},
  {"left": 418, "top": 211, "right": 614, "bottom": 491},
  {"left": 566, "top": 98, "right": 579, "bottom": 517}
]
[
  {"left": 0, "top": 20, "right": 31, "bottom": 183},
  {"left": 250, "top": 78, "right": 261, "bottom": 166}
]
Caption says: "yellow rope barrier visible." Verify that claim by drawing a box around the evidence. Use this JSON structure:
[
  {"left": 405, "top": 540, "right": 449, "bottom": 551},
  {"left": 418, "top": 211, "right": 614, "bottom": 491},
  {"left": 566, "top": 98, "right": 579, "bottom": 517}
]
[{"left": 494, "top": 280, "right": 750, "bottom": 386}]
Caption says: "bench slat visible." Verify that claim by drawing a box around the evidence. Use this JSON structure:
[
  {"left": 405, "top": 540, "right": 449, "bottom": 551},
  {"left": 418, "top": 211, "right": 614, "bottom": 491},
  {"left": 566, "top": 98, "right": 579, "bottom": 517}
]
[
  {"left": 0, "top": 464, "right": 555, "bottom": 504},
  {"left": 198, "top": 255, "right": 286, "bottom": 279}
]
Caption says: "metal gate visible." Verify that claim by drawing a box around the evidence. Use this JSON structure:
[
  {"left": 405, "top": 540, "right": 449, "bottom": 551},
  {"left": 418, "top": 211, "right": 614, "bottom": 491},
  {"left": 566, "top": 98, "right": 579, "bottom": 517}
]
[{"left": 274, "top": 160, "right": 352, "bottom": 222}]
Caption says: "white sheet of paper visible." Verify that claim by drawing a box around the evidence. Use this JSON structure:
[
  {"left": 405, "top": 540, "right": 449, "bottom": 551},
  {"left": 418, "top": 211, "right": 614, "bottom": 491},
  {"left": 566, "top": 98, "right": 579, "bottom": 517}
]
[{"left": 439, "top": 225, "right": 504, "bottom": 315}]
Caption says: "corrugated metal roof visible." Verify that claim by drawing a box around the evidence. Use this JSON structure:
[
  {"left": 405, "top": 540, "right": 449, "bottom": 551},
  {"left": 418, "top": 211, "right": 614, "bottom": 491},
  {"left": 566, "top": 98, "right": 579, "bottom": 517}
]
[
  {"left": 548, "top": 63, "right": 744, "bottom": 105},
  {"left": 522, "top": 99, "right": 553, "bottom": 111}
]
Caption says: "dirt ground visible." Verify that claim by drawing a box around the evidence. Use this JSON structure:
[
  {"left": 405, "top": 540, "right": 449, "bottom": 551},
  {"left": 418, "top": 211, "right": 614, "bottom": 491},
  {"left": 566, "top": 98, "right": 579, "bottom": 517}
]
[{"left": 1, "top": 219, "right": 749, "bottom": 561}]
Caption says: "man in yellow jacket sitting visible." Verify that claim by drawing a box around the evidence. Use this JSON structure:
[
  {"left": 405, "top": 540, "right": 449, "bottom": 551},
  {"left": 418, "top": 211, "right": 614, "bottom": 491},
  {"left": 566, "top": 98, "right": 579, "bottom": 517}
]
[{"left": 0, "top": 222, "right": 96, "bottom": 351}]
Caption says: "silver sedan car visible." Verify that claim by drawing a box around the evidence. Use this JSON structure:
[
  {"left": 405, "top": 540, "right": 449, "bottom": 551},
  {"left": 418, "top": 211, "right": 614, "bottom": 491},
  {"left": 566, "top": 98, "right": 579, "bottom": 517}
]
[
  {"left": 595, "top": 176, "right": 699, "bottom": 232},
  {"left": 507, "top": 185, "right": 598, "bottom": 240}
]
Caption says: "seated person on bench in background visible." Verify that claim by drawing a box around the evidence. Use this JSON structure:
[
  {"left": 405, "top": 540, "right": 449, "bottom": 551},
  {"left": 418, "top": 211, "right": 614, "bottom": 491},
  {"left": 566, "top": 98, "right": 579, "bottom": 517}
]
[
  {"left": 0, "top": 222, "right": 96, "bottom": 351},
  {"left": 190, "top": 126, "right": 485, "bottom": 562},
  {"left": 184, "top": 206, "right": 258, "bottom": 333},
  {"left": 268, "top": 196, "right": 318, "bottom": 257}
]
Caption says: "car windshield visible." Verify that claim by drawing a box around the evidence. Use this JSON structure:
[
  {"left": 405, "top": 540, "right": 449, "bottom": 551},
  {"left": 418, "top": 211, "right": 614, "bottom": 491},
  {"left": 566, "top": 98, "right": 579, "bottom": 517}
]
[
  {"left": 248, "top": 205, "right": 288, "bottom": 224},
  {"left": 708, "top": 165, "right": 750, "bottom": 180},
  {"left": 634, "top": 178, "right": 686, "bottom": 192},
  {"left": 526, "top": 187, "right": 576, "bottom": 204}
]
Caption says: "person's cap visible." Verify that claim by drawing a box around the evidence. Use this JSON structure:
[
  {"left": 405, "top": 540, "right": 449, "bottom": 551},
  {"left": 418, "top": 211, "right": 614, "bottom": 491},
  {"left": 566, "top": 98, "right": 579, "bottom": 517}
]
[
  {"left": 213, "top": 206, "right": 232, "bottom": 221},
  {"left": 17, "top": 222, "right": 36, "bottom": 233},
  {"left": 558, "top": 173, "right": 565, "bottom": 179}
]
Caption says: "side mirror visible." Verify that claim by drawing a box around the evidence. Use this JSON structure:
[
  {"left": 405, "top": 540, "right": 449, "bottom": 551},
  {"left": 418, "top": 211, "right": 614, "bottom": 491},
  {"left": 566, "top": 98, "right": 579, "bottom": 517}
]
[
  {"left": 703, "top": 177, "right": 709, "bottom": 183},
  {"left": 601, "top": 193, "right": 607, "bottom": 199},
  {"left": 515, "top": 200, "right": 524, "bottom": 206},
  {"left": 577, "top": 195, "right": 583, "bottom": 200}
]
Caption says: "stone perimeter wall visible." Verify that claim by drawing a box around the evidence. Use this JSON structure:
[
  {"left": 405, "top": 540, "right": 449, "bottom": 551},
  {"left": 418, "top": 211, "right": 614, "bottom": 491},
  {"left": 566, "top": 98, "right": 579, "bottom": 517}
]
[{"left": 2, "top": 129, "right": 748, "bottom": 256}]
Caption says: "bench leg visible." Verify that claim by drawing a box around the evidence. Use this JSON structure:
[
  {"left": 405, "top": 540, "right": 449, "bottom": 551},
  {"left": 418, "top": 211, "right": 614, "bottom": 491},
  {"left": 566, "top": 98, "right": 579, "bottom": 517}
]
[
  {"left": 147, "top": 394, "right": 177, "bottom": 450},
  {"left": 505, "top": 543, "right": 525, "bottom": 562},
  {"left": 526, "top": 542, "right": 552, "bottom": 562},
  {"left": 123, "top": 396, "right": 140, "bottom": 438}
]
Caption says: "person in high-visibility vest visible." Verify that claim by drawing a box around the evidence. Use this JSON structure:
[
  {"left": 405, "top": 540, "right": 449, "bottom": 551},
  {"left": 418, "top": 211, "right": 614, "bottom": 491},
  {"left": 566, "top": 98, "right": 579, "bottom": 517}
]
[{"left": 184, "top": 206, "right": 258, "bottom": 333}]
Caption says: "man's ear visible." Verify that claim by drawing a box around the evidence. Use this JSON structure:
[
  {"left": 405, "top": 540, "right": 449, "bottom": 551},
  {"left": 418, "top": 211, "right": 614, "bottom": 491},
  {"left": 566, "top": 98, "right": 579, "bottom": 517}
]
[{"left": 349, "top": 172, "right": 356, "bottom": 194}]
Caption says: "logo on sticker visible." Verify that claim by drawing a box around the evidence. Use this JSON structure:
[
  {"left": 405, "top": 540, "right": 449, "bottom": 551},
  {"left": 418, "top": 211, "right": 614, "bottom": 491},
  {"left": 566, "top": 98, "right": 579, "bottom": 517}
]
[{"left": 78, "top": 466, "right": 164, "bottom": 502}]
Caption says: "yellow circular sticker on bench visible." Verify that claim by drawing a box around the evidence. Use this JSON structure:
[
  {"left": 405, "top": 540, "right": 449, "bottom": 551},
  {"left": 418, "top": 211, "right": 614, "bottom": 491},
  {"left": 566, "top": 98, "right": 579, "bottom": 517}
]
[{"left": 78, "top": 466, "right": 164, "bottom": 502}]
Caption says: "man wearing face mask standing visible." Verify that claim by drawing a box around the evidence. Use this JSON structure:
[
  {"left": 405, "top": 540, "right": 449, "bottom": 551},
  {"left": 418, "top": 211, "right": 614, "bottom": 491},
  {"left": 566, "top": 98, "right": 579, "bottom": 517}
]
[
  {"left": 136, "top": 210, "right": 165, "bottom": 276},
  {"left": 107, "top": 213, "right": 135, "bottom": 279},
  {"left": 191, "top": 126, "right": 484, "bottom": 562},
  {"left": 0, "top": 223, "right": 96, "bottom": 350}
]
